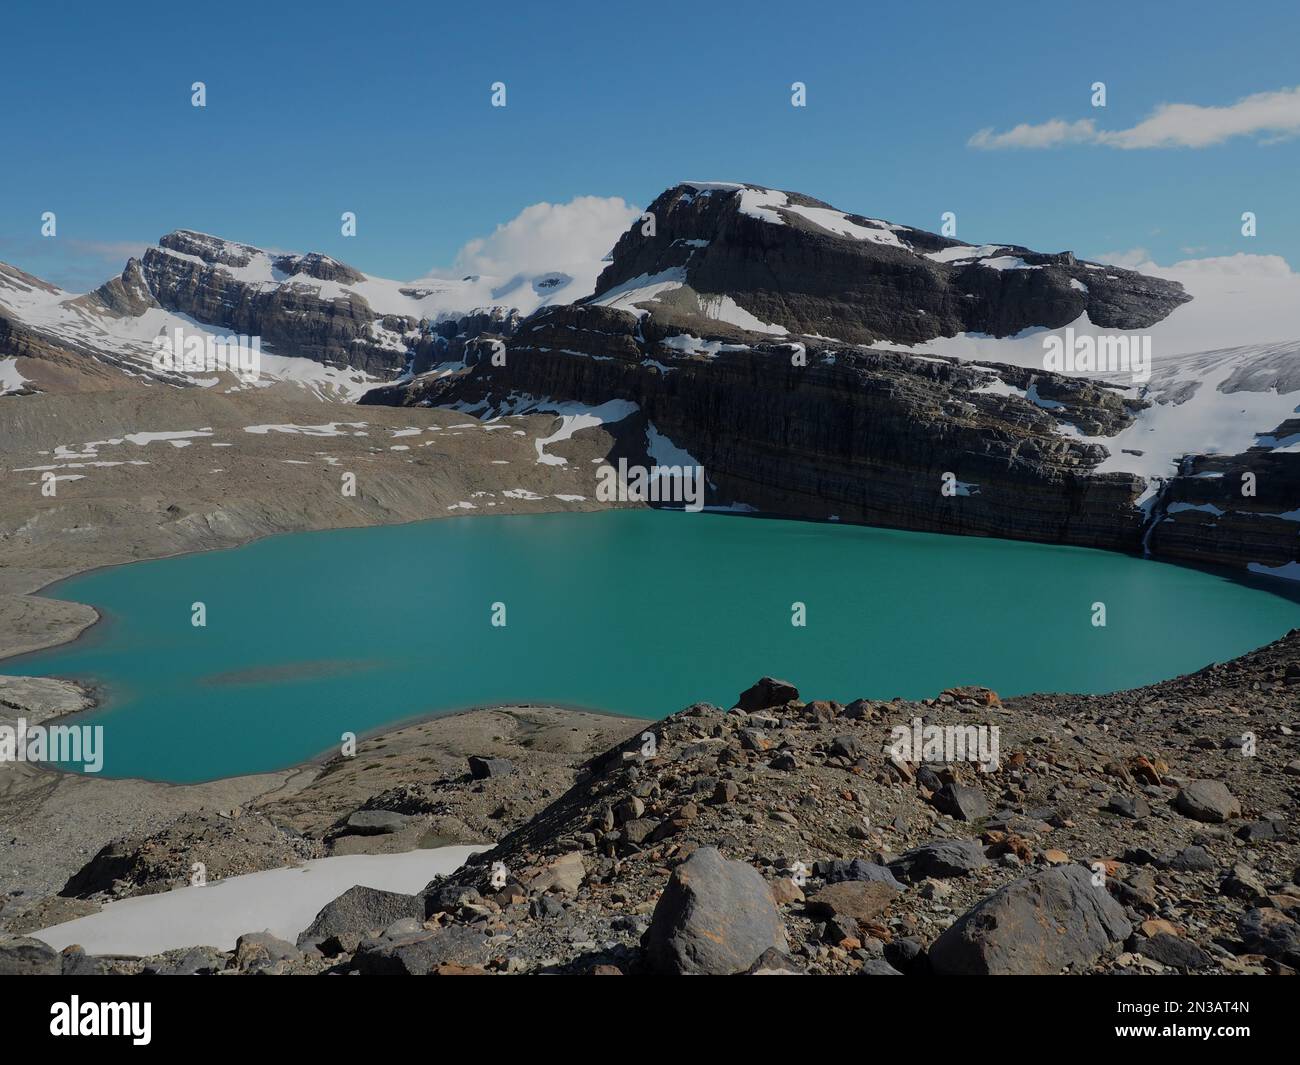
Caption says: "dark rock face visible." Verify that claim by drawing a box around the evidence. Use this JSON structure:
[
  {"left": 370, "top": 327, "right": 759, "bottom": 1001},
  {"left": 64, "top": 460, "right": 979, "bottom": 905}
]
[
  {"left": 468, "top": 756, "right": 514, "bottom": 780},
  {"left": 412, "top": 308, "right": 520, "bottom": 372},
  {"left": 367, "top": 327, "right": 1152, "bottom": 553},
  {"left": 138, "top": 237, "right": 407, "bottom": 374},
  {"left": 644, "top": 846, "right": 788, "bottom": 974},
  {"left": 127, "top": 229, "right": 529, "bottom": 377},
  {"left": 356, "top": 183, "right": 1287, "bottom": 575},
  {"left": 928, "top": 865, "right": 1132, "bottom": 974},
  {"left": 338, "top": 810, "right": 411, "bottom": 836},
  {"left": 271, "top": 251, "right": 366, "bottom": 285},
  {"left": 296, "top": 885, "right": 426, "bottom": 948},
  {"left": 932, "top": 782, "right": 990, "bottom": 822},
  {"left": 890, "top": 839, "right": 989, "bottom": 882},
  {"left": 1137, "top": 932, "right": 1211, "bottom": 969},
  {"left": 814, "top": 859, "right": 904, "bottom": 888},
  {"left": 595, "top": 184, "right": 1188, "bottom": 346},
  {"left": 1237, "top": 908, "right": 1300, "bottom": 961},
  {"left": 82, "top": 258, "right": 159, "bottom": 318},
  {"left": 736, "top": 677, "right": 800, "bottom": 712},
  {"left": 1144, "top": 408, "right": 1300, "bottom": 573}
]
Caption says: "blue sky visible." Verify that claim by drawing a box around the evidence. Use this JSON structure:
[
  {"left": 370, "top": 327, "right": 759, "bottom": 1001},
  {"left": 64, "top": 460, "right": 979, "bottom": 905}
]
[{"left": 3, "top": 0, "right": 1299, "bottom": 290}]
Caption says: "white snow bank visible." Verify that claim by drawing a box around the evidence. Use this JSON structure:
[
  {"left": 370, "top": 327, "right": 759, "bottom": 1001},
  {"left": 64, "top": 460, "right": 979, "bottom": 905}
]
[
  {"left": 243, "top": 422, "right": 367, "bottom": 436},
  {"left": 924, "top": 244, "right": 1005, "bottom": 264},
  {"left": 32, "top": 845, "right": 485, "bottom": 956},
  {"left": 124, "top": 429, "right": 213, "bottom": 446},
  {"left": 532, "top": 399, "right": 639, "bottom": 465},
  {"left": 0, "top": 356, "right": 29, "bottom": 395},
  {"left": 783, "top": 204, "right": 910, "bottom": 248},
  {"left": 699, "top": 294, "right": 786, "bottom": 335},
  {"left": 591, "top": 268, "right": 686, "bottom": 316}
]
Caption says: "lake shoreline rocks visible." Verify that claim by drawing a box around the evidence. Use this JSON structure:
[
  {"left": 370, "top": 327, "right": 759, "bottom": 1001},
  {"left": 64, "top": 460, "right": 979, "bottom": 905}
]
[{"left": 4, "top": 629, "right": 1297, "bottom": 976}]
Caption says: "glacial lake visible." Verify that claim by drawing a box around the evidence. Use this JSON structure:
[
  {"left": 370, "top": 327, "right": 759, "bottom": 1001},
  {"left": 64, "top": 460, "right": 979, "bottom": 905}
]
[{"left": 12, "top": 509, "right": 1300, "bottom": 782}]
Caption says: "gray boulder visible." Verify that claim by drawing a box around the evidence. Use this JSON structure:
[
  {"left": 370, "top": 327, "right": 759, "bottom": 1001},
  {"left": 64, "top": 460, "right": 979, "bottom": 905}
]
[
  {"left": 0, "top": 935, "right": 60, "bottom": 975},
  {"left": 929, "top": 865, "right": 1132, "bottom": 974},
  {"left": 351, "top": 924, "right": 491, "bottom": 974},
  {"left": 340, "top": 810, "right": 411, "bottom": 836},
  {"left": 815, "top": 859, "right": 904, "bottom": 889},
  {"left": 890, "top": 839, "right": 988, "bottom": 882},
  {"left": 933, "top": 782, "right": 989, "bottom": 822},
  {"left": 234, "top": 932, "right": 302, "bottom": 971},
  {"left": 735, "top": 677, "right": 799, "bottom": 712},
  {"left": 1238, "top": 908, "right": 1300, "bottom": 961},
  {"left": 645, "top": 846, "right": 788, "bottom": 974},
  {"left": 1174, "top": 780, "right": 1241, "bottom": 823},
  {"left": 468, "top": 756, "right": 513, "bottom": 780},
  {"left": 297, "top": 884, "right": 427, "bottom": 948},
  {"left": 1137, "top": 933, "right": 1211, "bottom": 970}
]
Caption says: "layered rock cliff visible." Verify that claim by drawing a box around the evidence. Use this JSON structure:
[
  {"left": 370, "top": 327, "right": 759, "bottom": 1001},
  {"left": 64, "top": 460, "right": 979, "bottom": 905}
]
[
  {"left": 365, "top": 302, "right": 1150, "bottom": 550},
  {"left": 360, "top": 182, "right": 1300, "bottom": 577}
]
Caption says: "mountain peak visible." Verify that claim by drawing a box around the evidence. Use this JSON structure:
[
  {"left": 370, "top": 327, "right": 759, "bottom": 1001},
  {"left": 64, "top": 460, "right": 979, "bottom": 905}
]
[{"left": 590, "top": 182, "right": 1189, "bottom": 345}]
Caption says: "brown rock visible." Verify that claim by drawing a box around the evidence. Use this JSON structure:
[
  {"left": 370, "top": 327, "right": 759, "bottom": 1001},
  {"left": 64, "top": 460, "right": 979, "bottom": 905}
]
[
  {"left": 770, "top": 878, "right": 805, "bottom": 906},
  {"left": 805, "top": 880, "right": 899, "bottom": 923}
]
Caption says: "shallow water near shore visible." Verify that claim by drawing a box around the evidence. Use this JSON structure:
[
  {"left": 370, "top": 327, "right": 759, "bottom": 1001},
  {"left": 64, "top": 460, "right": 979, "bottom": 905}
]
[{"left": 13, "top": 509, "right": 1300, "bottom": 782}]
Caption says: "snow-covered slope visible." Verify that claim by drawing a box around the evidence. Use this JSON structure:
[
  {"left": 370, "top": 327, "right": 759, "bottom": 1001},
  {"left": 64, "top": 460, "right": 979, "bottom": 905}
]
[
  {"left": 870, "top": 255, "right": 1300, "bottom": 483},
  {"left": 144, "top": 230, "right": 597, "bottom": 323},
  {"left": 0, "top": 261, "right": 378, "bottom": 401},
  {"left": 0, "top": 228, "right": 611, "bottom": 401}
]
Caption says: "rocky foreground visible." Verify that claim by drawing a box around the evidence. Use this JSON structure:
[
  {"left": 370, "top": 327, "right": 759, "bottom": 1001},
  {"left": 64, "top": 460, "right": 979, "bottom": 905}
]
[{"left": 3, "top": 629, "right": 1298, "bottom": 976}]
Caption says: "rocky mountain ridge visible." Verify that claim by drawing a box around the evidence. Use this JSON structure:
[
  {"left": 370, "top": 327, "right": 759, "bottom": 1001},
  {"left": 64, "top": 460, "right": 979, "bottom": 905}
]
[
  {"left": 592, "top": 182, "right": 1189, "bottom": 345},
  {"left": 0, "top": 228, "right": 580, "bottom": 391}
]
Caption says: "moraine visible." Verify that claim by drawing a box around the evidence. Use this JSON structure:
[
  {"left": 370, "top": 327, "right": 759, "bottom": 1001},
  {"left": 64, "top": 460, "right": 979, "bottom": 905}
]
[{"left": 11, "top": 509, "right": 1300, "bottom": 782}]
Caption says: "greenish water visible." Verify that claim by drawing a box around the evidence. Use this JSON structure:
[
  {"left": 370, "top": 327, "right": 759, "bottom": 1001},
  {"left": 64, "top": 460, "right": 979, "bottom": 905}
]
[{"left": 11, "top": 510, "right": 1300, "bottom": 782}]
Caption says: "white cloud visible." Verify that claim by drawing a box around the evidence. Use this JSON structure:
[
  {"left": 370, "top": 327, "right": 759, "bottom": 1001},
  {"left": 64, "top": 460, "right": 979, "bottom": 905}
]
[
  {"left": 969, "top": 118, "right": 1098, "bottom": 150},
  {"left": 433, "top": 195, "right": 640, "bottom": 279},
  {"left": 1161, "top": 252, "right": 1296, "bottom": 278},
  {"left": 1096, "top": 249, "right": 1296, "bottom": 279},
  {"left": 970, "top": 86, "right": 1300, "bottom": 150}
]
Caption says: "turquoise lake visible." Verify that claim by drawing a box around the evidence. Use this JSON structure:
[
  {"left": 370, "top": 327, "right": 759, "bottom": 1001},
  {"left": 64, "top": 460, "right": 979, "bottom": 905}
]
[{"left": 11, "top": 509, "right": 1300, "bottom": 782}]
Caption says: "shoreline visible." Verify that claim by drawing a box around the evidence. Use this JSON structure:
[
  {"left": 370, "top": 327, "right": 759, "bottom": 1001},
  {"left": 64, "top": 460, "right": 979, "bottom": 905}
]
[
  {"left": 8, "top": 502, "right": 1300, "bottom": 791},
  {"left": 14, "top": 696, "right": 653, "bottom": 790},
  {"left": 11, "top": 493, "right": 1300, "bottom": 672}
]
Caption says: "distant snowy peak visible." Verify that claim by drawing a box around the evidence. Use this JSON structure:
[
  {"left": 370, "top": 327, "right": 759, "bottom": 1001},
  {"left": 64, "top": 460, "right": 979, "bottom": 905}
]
[
  {"left": 590, "top": 181, "right": 1190, "bottom": 349},
  {"left": 0, "top": 221, "right": 613, "bottom": 400},
  {"left": 146, "top": 229, "right": 596, "bottom": 323}
]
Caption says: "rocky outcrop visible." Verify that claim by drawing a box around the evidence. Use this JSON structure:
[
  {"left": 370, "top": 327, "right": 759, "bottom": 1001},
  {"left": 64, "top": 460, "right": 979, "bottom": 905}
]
[
  {"left": 296, "top": 885, "right": 426, "bottom": 949},
  {"left": 60, "top": 810, "right": 322, "bottom": 900},
  {"left": 928, "top": 865, "right": 1132, "bottom": 974},
  {"left": 595, "top": 183, "right": 1188, "bottom": 346},
  {"left": 137, "top": 236, "right": 409, "bottom": 373},
  {"left": 365, "top": 310, "right": 1152, "bottom": 552},
  {"left": 643, "top": 846, "right": 788, "bottom": 974}
]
